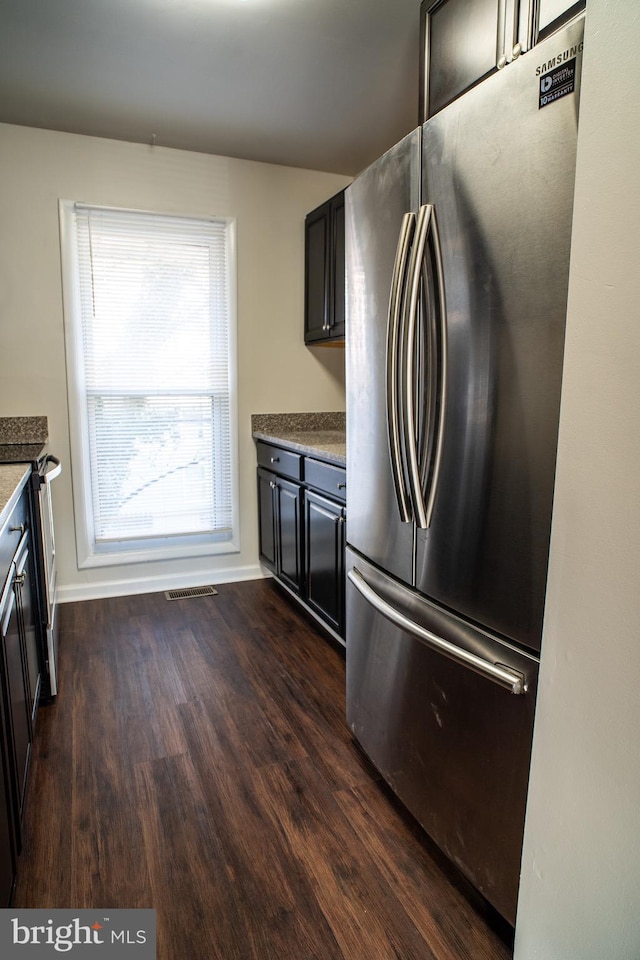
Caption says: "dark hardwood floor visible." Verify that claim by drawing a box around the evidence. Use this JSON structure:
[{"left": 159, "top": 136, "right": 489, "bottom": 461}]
[{"left": 14, "top": 579, "right": 512, "bottom": 960}]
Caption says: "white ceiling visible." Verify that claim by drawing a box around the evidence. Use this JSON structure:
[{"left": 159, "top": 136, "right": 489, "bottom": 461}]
[{"left": 0, "top": 0, "right": 422, "bottom": 176}]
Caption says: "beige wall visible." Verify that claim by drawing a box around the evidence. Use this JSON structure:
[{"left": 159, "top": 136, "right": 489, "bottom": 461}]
[
  {"left": 515, "top": 1, "right": 640, "bottom": 956},
  {"left": 0, "top": 123, "right": 349, "bottom": 600}
]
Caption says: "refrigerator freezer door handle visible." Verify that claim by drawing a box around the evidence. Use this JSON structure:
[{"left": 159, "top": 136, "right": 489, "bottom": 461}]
[
  {"left": 386, "top": 212, "right": 416, "bottom": 523},
  {"left": 348, "top": 567, "right": 527, "bottom": 695}
]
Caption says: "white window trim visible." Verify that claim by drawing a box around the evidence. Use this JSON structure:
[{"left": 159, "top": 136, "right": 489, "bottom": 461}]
[{"left": 59, "top": 199, "right": 240, "bottom": 568}]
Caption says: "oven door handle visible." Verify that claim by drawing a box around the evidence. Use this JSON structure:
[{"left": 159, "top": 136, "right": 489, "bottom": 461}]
[{"left": 41, "top": 455, "right": 62, "bottom": 484}]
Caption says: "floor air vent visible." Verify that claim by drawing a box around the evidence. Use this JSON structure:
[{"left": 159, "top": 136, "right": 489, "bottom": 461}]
[{"left": 165, "top": 586, "right": 218, "bottom": 601}]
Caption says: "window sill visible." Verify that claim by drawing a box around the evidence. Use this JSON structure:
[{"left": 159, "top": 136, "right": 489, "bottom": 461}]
[{"left": 77, "top": 535, "right": 240, "bottom": 569}]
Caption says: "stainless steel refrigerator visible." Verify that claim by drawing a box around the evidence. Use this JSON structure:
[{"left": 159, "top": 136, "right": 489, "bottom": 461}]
[{"left": 345, "top": 16, "right": 584, "bottom": 925}]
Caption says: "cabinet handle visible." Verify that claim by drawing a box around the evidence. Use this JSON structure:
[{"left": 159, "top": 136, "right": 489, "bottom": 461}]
[
  {"left": 270, "top": 456, "right": 280, "bottom": 464},
  {"left": 337, "top": 482, "right": 346, "bottom": 490},
  {"left": 270, "top": 481, "right": 277, "bottom": 490},
  {"left": 10, "top": 524, "right": 25, "bottom": 534}
]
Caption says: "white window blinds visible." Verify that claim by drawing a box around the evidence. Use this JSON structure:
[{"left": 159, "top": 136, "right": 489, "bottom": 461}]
[{"left": 72, "top": 205, "right": 235, "bottom": 549}]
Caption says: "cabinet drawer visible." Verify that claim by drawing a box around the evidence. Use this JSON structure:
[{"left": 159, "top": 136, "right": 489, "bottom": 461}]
[
  {"left": 305, "top": 458, "right": 346, "bottom": 503},
  {"left": 256, "top": 442, "right": 302, "bottom": 482}
]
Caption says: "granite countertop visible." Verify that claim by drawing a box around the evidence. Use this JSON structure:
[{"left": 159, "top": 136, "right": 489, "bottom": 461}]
[
  {"left": 0, "top": 416, "right": 48, "bottom": 446},
  {"left": 0, "top": 463, "right": 31, "bottom": 532},
  {"left": 0, "top": 416, "right": 49, "bottom": 465},
  {"left": 0, "top": 416, "right": 49, "bottom": 532},
  {"left": 0, "top": 443, "right": 48, "bottom": 463},
  {"left": 251, "top": 412, "right": 346, "bottom": 466}
]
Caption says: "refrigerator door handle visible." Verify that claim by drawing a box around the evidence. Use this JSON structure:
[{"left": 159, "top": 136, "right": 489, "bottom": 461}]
[
  {"left": 423, "top": 206, "right": 448, "bottom": 527},
  {"left": 347, "top": 567, "right": 527, "bottom": 695},
  {"left": 403, "top": 203, "right": 431, "bottom": 528},
  {"left": 403, "top": 203, "right": 447, "bottom": 530},
  {"left": 386, "top": 212, "right": 416, "bottom": 523}
]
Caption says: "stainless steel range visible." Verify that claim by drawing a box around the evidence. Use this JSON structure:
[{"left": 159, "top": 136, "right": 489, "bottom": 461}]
[{"left": 30, "top": 453, "right": 61, "bottom": 699}]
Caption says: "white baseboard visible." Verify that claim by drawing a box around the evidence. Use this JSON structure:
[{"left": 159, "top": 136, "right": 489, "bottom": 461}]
[{"left": 57, "top": 563, "right": 266, "bottom": 604}]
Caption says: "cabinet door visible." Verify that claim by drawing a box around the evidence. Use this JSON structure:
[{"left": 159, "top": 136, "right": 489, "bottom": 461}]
[
  {"left": 304, "top": 191, "right": 346, "bottom": 344},
  {"left": 275, "top": 478, "right": 303, "bottom": 595},
  {"left": 330, "top": 193, "right": 345, "bottom": 339},
  {"left": 305, "top": 491, "right": 345, "bottom": 636},
  {"left": 420, "top": 0, "right": 502, "bottom": 119},
  {"left": 0, "top": 682, "right": 17, "bottom": 905},
  {"left": 0, "top": 573, "right": 31, "bottom": 829},
  {"left": 258, "top": 465, "right": 303, "bottom": 594},
  {"left": 257, "top": 468, "right": 277, "bottom": 573},
  {"left": 304, "top": 202, "right": 330, "bottom": 343},
  {"left": 537, "top": 0, "right": 583, "bottom": 33},
  {"left": 15, "top": 536, "right": 40, "bottom": 726}
]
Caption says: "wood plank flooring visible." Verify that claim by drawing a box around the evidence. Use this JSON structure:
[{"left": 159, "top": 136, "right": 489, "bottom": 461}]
[{"left": 13, "top": 579, "right": 513, "bottom": 960}]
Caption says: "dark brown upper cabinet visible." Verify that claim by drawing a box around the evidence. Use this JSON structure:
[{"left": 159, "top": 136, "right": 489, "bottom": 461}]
[
  {"left": 419, "top": 0, "right": 585, "bottom": 121},
  {"left": 304, "top": 190, "right": 345, "bottom": 345}
]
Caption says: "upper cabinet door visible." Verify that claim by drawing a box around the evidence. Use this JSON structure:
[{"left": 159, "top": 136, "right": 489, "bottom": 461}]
[
  {"left": 420, "top": 0, "right": 503, "bottom": 120},
  {"left": 304, "top": 203, "right": 330, "bottom": 343},
  {"left": 304, "top": 190, "right": 345, "bottom": 344},
  {"left": 537, "top": 0, "right": 585, "bottom": 34},
  {"left": 330, "top": 193, "right": 345, "bottom": 340}
]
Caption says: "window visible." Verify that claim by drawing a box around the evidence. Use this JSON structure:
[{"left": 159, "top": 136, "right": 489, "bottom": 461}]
[{"left": 60, "top": 202, "right": 238, "bottom": 567}]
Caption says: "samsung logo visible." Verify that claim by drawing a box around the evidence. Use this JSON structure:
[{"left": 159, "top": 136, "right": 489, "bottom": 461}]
[{"left": 536, "top": 41, "right": 584, "bottom": 76}]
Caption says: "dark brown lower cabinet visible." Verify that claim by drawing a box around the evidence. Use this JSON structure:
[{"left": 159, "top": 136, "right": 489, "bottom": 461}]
[
  {"left": 18, "top": 536, "right": 41, "bottom": 727},
  {"left": 0, "top": 693, "right": 17, "bottom": 906},
  {"left": 0, "top": 482, "right": 42, "bottom": 905},
  {"left": 1, "top": 589, "right": 31, "bottom": 825},
  {"left": 275, "top": 478, "right": 303, "bottom": 595},
  {"left": 256, "top": 443, "right": 346, "bottom": 641},
  {"left": 305, "top": 490, "right": 345, "bottom": 636},
  {"left": 257, "top": 468, "right": 277, "bottom": 572},
  {"left": 257, "top": 467, "right": 303, "bottom": 596}
]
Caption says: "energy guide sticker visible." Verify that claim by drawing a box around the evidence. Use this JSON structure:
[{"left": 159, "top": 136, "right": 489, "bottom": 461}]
[{"left": 0, "top": 909, "right": 156, "bottom": 957}]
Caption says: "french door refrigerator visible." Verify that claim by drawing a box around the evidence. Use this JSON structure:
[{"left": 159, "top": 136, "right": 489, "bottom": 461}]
[{"left": 345, "top": 16, "right": 584, "bottom": 925}]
